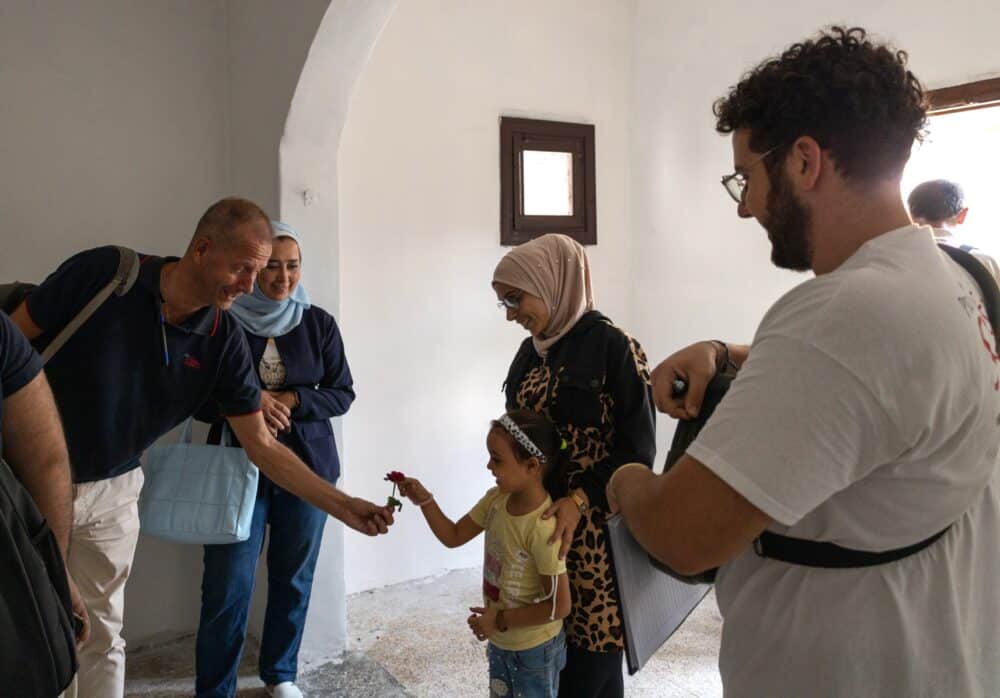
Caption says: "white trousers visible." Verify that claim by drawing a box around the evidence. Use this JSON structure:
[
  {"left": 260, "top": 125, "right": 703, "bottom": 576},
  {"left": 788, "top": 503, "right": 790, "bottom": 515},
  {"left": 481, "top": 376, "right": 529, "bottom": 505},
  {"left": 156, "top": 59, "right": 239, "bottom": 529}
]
[{"left": 62, "top": 468, "right": 144, "bottom": 698}]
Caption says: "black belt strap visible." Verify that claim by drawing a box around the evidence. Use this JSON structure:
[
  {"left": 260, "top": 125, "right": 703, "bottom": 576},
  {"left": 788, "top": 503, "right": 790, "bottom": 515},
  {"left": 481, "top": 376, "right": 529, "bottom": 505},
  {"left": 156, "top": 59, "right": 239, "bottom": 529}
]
[{"left": 754, "top": 526, "right": 951, "bottom": 568}]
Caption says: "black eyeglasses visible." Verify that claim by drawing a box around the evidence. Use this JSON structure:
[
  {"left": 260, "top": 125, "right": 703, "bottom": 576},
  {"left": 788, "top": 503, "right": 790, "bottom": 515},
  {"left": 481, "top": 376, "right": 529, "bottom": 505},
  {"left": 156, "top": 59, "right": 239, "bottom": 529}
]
[{"left": 720, "top": 144, "right": 782, "bottom": 204}]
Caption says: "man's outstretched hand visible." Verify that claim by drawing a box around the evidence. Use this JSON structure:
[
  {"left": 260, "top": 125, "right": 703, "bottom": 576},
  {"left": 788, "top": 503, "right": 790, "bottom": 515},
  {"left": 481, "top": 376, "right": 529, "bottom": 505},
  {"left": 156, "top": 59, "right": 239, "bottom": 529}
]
[{"left": 341, "top": 496, "right": 395, "bottom": 535}]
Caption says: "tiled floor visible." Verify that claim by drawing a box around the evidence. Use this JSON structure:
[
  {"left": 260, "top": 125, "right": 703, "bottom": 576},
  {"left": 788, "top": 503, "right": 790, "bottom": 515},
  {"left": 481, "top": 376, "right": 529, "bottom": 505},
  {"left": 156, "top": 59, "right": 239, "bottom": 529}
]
[{"left": 125, "top": 567, "right": 723, "bottom": 697}]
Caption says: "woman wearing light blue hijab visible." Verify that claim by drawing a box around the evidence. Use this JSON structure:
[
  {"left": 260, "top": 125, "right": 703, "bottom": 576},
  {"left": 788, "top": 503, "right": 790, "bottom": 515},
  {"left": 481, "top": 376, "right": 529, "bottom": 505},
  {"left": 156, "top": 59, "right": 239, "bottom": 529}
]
[{"left": 195, "top": 222, "right": 355, "bottom": 698}]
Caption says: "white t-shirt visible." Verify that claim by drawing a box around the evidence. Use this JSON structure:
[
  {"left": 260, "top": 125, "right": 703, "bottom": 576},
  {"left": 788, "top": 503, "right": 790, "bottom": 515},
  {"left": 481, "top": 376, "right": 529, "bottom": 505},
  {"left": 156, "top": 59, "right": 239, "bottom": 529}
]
[
  {"left": 688, "top": 225, "right": 1000, "bottom": 697},
  {"left": 258, "top": 338, "right": 286, "bottom": 391}
]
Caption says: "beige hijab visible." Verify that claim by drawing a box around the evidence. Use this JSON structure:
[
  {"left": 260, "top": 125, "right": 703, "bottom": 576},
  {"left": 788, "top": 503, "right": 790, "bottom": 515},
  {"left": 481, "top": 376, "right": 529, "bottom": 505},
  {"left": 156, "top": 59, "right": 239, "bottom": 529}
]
[{"left": 492, "top": 234, "right": 594, "bottom": 357}]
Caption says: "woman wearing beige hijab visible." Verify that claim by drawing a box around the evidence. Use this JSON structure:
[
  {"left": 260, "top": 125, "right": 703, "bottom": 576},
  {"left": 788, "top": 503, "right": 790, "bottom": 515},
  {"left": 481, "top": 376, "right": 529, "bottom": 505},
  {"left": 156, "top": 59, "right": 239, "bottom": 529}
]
[{"left": 493, "top": 234, "right": 655, "bottom": 698}]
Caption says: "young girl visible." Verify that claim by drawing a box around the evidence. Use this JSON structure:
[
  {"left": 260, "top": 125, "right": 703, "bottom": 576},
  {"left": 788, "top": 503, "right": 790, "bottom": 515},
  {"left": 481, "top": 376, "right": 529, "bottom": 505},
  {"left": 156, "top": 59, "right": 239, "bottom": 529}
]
[{"left": 399, "top": 409, "right": 572, "bottom": 698}]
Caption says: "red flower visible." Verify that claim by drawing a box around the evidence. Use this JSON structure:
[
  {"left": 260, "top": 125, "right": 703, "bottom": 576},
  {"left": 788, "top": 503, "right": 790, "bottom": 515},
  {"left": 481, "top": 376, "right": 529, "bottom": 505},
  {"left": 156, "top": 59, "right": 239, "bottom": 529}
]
[{"left": 384, "top": 471, "right": 406, "bottom": 483}]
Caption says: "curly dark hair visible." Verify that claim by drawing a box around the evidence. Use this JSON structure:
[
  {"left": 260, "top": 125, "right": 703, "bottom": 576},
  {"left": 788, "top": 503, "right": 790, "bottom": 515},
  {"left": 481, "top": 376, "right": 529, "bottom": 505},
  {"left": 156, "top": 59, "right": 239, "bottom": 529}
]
[
  {"left": 908, "top": 179, "right": 965, "bottom": 223},
  {"left": 714, "top": 27, "right": 928, "bottom": 183}
]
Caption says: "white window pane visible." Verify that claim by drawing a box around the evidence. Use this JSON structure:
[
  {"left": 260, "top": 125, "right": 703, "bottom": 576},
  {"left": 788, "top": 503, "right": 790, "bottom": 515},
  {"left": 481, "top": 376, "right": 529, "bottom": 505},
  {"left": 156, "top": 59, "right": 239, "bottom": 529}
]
[
  {"left": 523, "top": 150, "right": 573, "bottom": 216},
  {"left": 902, "top": 107, "right": 1000, "bottom": 256}
]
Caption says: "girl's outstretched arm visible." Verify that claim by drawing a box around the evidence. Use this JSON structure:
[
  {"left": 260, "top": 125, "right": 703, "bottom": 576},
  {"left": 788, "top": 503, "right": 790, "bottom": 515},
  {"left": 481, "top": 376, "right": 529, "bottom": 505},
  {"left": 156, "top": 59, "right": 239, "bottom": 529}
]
[{"left": 400, "top": 477, "right": 483, "bottom": 548}]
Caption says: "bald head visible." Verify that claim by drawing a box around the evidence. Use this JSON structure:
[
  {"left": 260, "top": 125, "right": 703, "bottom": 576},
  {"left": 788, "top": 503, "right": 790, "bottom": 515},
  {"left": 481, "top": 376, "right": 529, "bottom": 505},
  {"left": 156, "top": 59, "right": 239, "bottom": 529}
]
[{"left": 189, "top": 197, "right": 272, "bottom": 252}]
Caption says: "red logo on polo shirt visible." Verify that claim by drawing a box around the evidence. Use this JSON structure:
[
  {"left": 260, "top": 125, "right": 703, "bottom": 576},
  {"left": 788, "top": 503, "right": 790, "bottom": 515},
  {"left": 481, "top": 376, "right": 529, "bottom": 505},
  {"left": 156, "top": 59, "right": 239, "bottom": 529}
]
[{"left": 183, "top": 354, "right": 201, "bottom": 370}]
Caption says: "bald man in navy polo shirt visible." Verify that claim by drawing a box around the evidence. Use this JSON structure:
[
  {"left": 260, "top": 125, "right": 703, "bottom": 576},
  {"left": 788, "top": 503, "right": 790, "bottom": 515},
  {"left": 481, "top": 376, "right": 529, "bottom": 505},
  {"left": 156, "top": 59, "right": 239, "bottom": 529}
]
[{"left": 10, "top": 197, "right": 393, "bottom": 698}]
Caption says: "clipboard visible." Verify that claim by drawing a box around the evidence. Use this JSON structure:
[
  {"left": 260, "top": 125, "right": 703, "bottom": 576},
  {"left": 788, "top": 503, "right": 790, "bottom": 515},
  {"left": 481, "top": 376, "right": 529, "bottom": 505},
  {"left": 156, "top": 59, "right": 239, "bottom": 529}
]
[{"left": 605, "top": 514, "right": 711, "bottom": 674}]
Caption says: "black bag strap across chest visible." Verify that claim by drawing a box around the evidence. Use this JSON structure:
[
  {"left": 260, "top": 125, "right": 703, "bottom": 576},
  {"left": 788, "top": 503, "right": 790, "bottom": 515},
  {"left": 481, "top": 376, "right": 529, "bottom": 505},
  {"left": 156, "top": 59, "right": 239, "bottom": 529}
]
[{"left": 663, "top": 243, "right": 1000, "bottom": 579}]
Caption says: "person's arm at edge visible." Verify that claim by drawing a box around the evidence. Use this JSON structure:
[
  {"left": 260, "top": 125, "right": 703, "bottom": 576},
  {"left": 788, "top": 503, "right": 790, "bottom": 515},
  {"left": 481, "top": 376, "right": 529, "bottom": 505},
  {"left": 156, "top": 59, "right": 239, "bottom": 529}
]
[
  {"left": 227, "top": 411, "right": 392, "bottom": 535},
  {"left": 2, "top": 371, "right": 72, "bottom": 559},
  {"left": 2, "top": 369, "right": 90, "bottom": 643},
  {"left": 608, "top": 454, "right": 771, "bottom": 575}
]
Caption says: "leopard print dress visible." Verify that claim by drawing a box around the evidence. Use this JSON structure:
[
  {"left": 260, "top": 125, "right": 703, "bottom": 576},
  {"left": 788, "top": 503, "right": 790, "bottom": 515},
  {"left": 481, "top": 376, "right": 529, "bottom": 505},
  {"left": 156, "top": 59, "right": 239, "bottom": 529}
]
[{"left": 507, "top": 314, "right": 654, "bottom": 653}]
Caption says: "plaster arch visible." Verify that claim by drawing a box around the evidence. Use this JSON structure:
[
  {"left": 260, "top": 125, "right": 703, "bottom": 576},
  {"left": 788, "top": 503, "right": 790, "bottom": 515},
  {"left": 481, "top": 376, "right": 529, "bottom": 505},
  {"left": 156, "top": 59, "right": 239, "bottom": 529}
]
[{"left": 273, "top": 0, "right": 399, "bottom": 664}]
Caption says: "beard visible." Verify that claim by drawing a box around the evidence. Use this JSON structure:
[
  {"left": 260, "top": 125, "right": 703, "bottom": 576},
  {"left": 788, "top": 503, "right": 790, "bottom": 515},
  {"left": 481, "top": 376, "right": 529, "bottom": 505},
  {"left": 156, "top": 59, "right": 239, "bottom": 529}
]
[{"left": 763, "top": 167, "right": 813, "bottom": 271}]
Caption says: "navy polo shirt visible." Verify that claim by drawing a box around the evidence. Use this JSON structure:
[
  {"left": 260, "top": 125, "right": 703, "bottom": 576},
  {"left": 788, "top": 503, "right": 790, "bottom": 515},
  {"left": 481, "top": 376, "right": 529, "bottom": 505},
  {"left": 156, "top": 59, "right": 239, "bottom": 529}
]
[
  {"left": 26, "top": 246, "right": 261, "bottom": 483},
  {"left": 0, "top": 311, "right": 44, "bottom": 456}
]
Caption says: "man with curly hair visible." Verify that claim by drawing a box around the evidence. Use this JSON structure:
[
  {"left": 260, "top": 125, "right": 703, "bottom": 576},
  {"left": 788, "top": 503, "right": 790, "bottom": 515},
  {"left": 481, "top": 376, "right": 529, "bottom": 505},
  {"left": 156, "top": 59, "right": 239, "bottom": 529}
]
[
  {"left": 609, "top": 27, "right": 1000, "bottom": 696},
  {"left": 909, "top": 178, "right": 1000, "bottom": 282}
]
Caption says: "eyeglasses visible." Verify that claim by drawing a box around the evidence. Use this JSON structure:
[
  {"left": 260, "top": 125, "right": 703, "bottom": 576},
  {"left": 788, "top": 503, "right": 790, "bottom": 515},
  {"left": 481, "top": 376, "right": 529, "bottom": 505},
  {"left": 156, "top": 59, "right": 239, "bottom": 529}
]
[
  {"left": 720, "top": 144, "right": 782, "bottom": 204},
  {"left": 497, "top": 293, "right": 520, "bottom": 311}
]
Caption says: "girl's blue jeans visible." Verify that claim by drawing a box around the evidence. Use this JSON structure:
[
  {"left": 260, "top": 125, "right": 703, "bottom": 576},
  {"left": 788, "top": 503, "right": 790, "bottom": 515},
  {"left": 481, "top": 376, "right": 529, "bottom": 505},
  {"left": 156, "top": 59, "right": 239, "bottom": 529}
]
[{"left": 488, "top": 628, "right": 567, "bottom": 698}]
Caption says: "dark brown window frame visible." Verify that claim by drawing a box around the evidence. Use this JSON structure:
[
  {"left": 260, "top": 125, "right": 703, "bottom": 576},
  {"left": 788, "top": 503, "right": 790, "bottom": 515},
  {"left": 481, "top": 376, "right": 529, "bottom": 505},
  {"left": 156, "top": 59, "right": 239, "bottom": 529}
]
[
  {"left": 500, "top": 117, "right": 596, "bottom": 246},
  {"left": 927, "top": 77, "right": 1000, "bottom": 115}
]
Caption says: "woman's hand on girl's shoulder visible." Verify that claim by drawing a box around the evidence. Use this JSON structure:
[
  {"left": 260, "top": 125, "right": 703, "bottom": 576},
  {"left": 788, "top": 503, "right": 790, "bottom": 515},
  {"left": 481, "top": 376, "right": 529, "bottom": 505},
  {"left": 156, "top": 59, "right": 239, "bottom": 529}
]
[{"left": 542, "top": 494, "right": 584, "bottom": 560}]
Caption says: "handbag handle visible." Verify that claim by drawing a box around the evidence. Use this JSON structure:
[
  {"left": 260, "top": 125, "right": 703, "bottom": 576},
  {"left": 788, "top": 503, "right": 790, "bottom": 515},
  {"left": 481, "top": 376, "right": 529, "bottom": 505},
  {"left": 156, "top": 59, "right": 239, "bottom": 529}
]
[
  {"left": 178, "top": 418, "right": 195, "bottom": 444},
  {"left": 220, "top": 422, "right": 235, "bottom": 447},
  {"left": 177, "top": 418, "right": 235, "bottom": 446}
]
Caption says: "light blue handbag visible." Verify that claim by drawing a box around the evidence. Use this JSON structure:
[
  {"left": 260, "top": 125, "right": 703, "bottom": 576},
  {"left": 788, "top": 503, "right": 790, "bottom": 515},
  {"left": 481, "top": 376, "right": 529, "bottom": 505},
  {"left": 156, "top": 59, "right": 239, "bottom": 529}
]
[{"left": 139, "top": 419, "right": 259, "bottom": 544}]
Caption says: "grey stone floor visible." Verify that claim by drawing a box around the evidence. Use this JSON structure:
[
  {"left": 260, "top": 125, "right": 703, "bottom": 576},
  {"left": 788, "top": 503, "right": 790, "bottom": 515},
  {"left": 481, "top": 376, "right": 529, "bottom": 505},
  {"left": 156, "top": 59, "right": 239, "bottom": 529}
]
[{"left": 125, "top": 567, "right": 722, "bottom": 697}]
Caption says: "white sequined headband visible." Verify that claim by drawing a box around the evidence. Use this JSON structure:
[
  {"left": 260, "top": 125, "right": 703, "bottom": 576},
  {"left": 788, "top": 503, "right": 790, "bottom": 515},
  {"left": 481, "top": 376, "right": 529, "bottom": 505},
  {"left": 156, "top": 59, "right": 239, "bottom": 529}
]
[{"left": 497, "top": 414, "right": 546, "bottom": 462}]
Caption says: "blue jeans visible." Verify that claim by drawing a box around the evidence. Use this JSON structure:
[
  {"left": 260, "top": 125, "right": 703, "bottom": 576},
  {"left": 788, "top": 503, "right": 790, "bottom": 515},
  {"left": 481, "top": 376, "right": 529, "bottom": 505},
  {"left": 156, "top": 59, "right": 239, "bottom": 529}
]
[
  {"left": 195, "top": 478, "right": 327, "bottom": 697},
  {"left": 488, "top": 629, "right": 567, "bottom": 698}
]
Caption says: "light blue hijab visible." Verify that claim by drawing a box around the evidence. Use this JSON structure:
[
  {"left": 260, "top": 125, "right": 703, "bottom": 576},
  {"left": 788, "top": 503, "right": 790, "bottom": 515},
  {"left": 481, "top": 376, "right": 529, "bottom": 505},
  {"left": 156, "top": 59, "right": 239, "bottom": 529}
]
[{"left": 229, "top": 220, "right": 312, "bottom": 337}]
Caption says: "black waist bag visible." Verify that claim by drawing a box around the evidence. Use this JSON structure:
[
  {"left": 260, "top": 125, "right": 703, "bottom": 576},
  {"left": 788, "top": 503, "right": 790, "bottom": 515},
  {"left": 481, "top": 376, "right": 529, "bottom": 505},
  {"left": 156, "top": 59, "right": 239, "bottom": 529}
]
[
  {"left": 0, "top": 456, "right": 77, "bottom": 696},
  {"left": 654, "top": 243, "right": 1000, "bottom": 585}
]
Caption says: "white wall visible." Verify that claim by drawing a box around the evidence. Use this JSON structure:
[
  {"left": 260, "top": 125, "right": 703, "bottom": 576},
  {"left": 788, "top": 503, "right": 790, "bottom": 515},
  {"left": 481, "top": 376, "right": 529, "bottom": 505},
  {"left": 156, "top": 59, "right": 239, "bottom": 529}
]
[
  {"left": 0, "top": 0, "right": 230, "bottom": 644},
  {"left": 0, "top": 0, "right": 340, "bottom": 648},
  {"left": 226, "top": 0, "right": 330, "bottom": 214},
  {"left": 276, "top": 0, "right": 401, "bottom": 662},
  {"left": 629, "top": 3, "right": 1000, "bottom": 457},
  {"left": 335, "top": 0, "right": 636, "bottom": 593},
  {"left": 0, "top": 0, "right": 229, "bottom": 279}
]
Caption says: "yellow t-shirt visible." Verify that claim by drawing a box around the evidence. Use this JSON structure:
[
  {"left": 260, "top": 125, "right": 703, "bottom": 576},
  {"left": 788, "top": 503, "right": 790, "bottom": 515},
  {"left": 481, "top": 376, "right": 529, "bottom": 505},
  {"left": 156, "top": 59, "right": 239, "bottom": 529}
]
[{"left": 468, "top": 487, "right": 567, "bottom": 651}]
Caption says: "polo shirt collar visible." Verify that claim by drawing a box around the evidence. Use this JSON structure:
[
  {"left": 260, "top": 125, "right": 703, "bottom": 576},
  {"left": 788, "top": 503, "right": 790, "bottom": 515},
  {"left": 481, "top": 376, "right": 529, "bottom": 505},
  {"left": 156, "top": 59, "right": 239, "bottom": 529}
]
[{"left": 137, "top": 255, "right": 219, "bottom": 336}]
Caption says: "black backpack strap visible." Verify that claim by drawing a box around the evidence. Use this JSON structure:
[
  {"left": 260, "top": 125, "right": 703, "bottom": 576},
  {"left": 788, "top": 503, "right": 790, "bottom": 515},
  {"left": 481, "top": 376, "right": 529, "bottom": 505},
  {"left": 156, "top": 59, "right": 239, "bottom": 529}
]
[
  {"left": 939, "top": 243, "right": 1000, "bottom": 336},
  {"left": 39, "top": 246, "right": 139, "bottom": 364},
  {"left": 755, "top": 527, "right": 950, "bottom": 568}
]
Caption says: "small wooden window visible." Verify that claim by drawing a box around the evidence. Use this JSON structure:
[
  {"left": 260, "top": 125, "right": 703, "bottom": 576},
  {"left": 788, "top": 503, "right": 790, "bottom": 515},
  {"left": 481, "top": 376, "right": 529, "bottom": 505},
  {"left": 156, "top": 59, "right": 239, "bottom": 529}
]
[
  {"left": 500, "top": 117, "right": 596, "bottom": 246},
  {"left": 927, "top": 77, "right": 1000, "bottom": 115}
]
